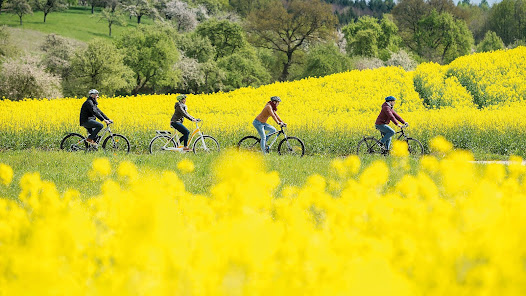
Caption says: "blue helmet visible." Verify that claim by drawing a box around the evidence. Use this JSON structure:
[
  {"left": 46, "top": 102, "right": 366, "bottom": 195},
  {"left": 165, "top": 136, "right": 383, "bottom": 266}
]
[
  {"left": 270, "top": 96, "right": 281, "bottom": 102},
  {"left": 385, "top": 96, "right": 396, "bottom": 101}
]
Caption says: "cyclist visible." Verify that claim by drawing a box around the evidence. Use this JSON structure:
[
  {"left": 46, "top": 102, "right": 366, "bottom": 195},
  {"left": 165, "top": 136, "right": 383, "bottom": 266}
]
[
  {"left": 253, "top": 96, "right": 286, "bottom": 154},
  {"left": 375, "top": 96, "right": 408, "bottom": 152},
  {"left": 80, "top": 89, "right": 112, "bottom": 147},
  {"left": 170, "top": 94, "right": 199, "bottom": 152}
]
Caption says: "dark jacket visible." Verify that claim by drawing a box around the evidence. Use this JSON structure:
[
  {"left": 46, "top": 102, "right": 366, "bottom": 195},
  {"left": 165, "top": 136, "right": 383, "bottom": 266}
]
[
  {"left": 170, "top": 102, "right": 196, "bottom": 124},
  {"left": 79, "top": 97, "right": 110, "bottom": 126},
  {"left": 375, "top": 102, "right": 405, "bottom": 125}
]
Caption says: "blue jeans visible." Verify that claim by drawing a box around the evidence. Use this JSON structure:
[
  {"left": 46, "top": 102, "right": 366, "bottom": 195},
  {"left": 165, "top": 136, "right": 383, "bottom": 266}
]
[
  {"left": 171, "top": 122, "right": 190, "bottom": 147},
  {"left": 82, "top": 119, "right": 103, "bottom": 140},
  {"left": 375, "top": 124, "right": 395, "bottom": 150},
  {"left": 253, "top": 119, "right": 276, "bottom": 154}
]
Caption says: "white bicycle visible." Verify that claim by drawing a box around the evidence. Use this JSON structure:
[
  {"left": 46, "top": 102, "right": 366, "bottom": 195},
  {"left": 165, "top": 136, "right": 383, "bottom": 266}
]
[{"left": 149, "top": 120, "right": 220, "bottom": 154}]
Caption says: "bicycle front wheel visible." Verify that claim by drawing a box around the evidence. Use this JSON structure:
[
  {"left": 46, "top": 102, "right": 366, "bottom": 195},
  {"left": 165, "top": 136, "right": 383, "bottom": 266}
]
[
  {"left": 278, "top": 137, "right": 305, "bottom": 157},
  {"left": 60, "top": 133, "right": 87, "bottom": 152},
  {"left": 102, "top": 134, "right": 130, "bottom": 154},
  {"left": 356, "top": 137, "right": 382, "bottom": 155},
  {"left": 149, "top": 135, "right": 177, "bottom": 154},
  {"left": 193, "top": 135, "right": 220, "bottom": 154},
  {"left": 406, "top": 138, "right": 424, "bottom": 156},
  {"left": 237, "top": 136, "right": 261, "bottom": 153}
]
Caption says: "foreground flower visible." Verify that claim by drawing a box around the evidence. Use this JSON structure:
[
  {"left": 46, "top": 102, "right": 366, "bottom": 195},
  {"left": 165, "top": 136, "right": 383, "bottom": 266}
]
[
  {"left": 177, "top": 159, "right": 195, "bottom": 173},
  {"left": 0, "top": 163, "right": 14, "bottom": 185}
]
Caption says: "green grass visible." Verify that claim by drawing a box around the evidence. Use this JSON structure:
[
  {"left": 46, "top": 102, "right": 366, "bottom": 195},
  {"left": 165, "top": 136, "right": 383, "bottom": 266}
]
[
  {"left": 0, "top": 6, "right": 153, "bottom": 42},
  {"left": 0, "top": 150, "right": 422, "bottom": 200}
]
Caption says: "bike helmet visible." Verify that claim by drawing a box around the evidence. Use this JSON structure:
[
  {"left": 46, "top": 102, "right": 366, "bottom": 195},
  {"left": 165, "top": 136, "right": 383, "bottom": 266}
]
[
  {"left": 385, "top": 96, "right": 396, "bottom": 101},
  {"left": 89, "top": 89, "right": 99, "bottom": 95},
  {"left": 177, "top": 94, "right": 187, "bottom": 102},
  {"left": 270, "top": 96, "right": 281, "bottom": 102}
]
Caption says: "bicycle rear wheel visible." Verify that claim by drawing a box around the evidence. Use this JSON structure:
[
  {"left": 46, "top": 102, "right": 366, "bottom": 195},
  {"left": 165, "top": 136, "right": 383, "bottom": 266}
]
[
  {"left": 150, "top": 135, "right": 177, "bottom": 154},
  {"left": 356, "top": 137, "right": 383, "bottom": 155},
  {"left": 60, "top": 133, "right": 88, "bottom": 152},
  {"left": 102, "top": 134, "right": 130, "bottom": 154},
  {"left": 406, "top": 138, "right": 424, "bottom": 156},
  {"left": 193, "top": 135, "right": 220, "bottom": 153},
  {"left": 278, "top": 137, "right": 305, "bottom": 157},
  {"left": 237, "top": 136, "right": 261, "bottom": 153}
]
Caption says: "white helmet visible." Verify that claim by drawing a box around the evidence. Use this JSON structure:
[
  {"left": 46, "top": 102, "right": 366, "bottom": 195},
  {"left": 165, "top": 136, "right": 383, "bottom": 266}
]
[{"left": 89, "top": 89, "right": 99, "bottom": 95}]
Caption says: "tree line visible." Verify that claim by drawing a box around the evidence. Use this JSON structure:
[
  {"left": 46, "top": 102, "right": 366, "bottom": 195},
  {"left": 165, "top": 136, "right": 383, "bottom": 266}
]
[{"left": 0, "top": 0, "right": 525, "bottom": 100}]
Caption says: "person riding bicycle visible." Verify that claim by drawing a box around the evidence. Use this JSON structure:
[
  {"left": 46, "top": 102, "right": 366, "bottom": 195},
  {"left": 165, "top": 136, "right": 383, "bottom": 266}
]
[
  {"left": 171, "top": 94, "right": 199, "bottom": 152},
  {"left": 375, "top": 96, "right": 408, "bottom": 152},
  {"left": 253, "top": 96, "right": 286, "bottom": 154},
  {"left": 80, "top": 89, "right": 112, "bottom": 146}
]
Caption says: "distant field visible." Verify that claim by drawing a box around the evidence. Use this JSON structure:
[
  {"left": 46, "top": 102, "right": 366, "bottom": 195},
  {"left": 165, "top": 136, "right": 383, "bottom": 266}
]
[{"left": 0, "top": 6, "right": 153, "bottom": 42}]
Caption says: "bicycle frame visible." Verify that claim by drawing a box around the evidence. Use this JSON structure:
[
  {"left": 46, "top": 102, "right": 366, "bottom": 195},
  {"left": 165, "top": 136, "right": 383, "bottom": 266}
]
[
  {"left": 263, "top": 126, "right": 288, "bottom": 149},
  {"left": 155, "top": 121, "right": 206, "bottom": 152}
]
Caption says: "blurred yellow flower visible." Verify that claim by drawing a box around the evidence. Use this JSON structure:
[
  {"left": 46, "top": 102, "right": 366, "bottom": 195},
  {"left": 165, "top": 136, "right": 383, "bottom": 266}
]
[
  {"left": 391, "top": 140, "right": 409, "bottom": 157},
  {"left": 117, "top": 161, "right": 138, "bottom": 181},
  {"left": 430, "top": 135, "right": 453, "bottom": 154},
  {"left": 89, "top": 158, "right": 111, "bottom": 180},
  {"left": 177, "top": 159, "right": 195, "bottom": 174},
  {"left": 0, "top": 163, "right": 14, "bottom": 185}
]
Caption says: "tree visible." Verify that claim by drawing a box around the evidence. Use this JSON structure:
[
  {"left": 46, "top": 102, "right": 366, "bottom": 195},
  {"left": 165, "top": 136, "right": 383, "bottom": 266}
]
[
  {"left": 0, "top": 55, "right": 62, "bottom": 100},
  {"left": 342, "top": 15, "right": 400, "bottom": 58},
  {"left": 68, "top": 39, "right": 133, "bottom": 96},
  {"left": 217, "top": 47, "right": 270, "bottom": 91},
  {"left": 196, "top": 18, "right": 246, "bottom": 60},
  {"left": 477, "top": 30, "right": 505, "bottom": 52},
  {"left": 6, "top": 0, "right": 33, "bottom": 25},
  {"left": 33, "top": 0, "right": 67, "bottom": 23},
  {"left": 228, "top": 0, "right": 273, "bottom": 17},
  {"left": 175, "top": 32, "right": 216, "bottom": 63},
  {"left": 414, "top": 10, "right": 474, "bottom": 63},
  {"left": 99, "top": 6, "right": 126, "bottom": 36},
  {"left": 123, "top": 0, "right": 159, "bottom": 24},
  {"left": 488, "top": 0, "right": 526, "bottom": 45},
  {"left": 246, "top": 0, "right": 337, "bottom": 81},
  {"left": 40, "top": 34, "right": 77, "bottom": 79},
  {"left": 164, "top": 0, "right": 198, "bottom": 32},
  {"left": 299, "top": 42, "right": 351, "bottom": 78},
  {"left": 115, "top": 26, "right": 179, "bottom": 94}
]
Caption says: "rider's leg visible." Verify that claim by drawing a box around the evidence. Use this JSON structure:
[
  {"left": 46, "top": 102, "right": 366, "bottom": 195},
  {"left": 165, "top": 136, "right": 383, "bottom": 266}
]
[
  {"left": 375, "top": 124, "right": 395, "bottom": 150},
  {"left": 171, "top": 122, "right": 190, "bottom": 147},
  {"left": 263, "top": 123, "right": 277, "bottom": 149},
  {"left": 82, "top": 120, "right": 103, "bottom": 141},
  {"left": 253, "top": 119, "right": 268, "bottom": 153}
]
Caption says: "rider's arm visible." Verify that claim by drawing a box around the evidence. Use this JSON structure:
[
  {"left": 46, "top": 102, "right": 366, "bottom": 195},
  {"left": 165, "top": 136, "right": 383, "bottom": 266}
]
[
  {"left": 391, "top": 109, "right": 406, "bottom": 125},
  {"left": 177, "top": 103, "right": 197, "bottom": 122},
  {"left": 267, "top": 105, "right": 282, "bottom": 125},
  {"left": 89, "top": 100, "right": 109, "bottom": 122}
]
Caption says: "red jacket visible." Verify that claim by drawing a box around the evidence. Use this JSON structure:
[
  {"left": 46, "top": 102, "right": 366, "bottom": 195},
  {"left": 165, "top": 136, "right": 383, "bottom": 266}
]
[{"left": 375, "top": 102, "right": 405, "bottom": 125}]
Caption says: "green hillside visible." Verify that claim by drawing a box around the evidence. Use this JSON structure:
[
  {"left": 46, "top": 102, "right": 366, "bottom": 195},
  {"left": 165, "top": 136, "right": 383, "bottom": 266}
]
[{"left": 0, "top": 6, "right": 153, "bottom": 42}]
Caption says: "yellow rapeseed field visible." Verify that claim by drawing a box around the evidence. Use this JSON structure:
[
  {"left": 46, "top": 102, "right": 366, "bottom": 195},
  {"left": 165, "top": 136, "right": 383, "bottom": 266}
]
[{"left": 1, "top": 47, "right": 525, "bottom": 154}]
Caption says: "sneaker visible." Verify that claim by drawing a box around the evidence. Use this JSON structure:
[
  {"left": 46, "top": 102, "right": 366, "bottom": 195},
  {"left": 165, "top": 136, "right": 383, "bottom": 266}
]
[
  {"left": 182, "top": 147, "right": 192, "bottom": 152},
  {"left": 86, "top": 138, "right": 98, "bottom": 148}
]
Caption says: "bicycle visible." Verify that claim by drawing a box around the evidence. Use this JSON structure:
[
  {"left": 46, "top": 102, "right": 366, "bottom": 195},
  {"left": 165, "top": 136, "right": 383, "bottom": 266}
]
[
  {"left": 60, "top": 122, "right": 130, "bottom": 153},
  {"left": 149, "top": 119, "right": 220, "bottom": 154},
  {"left": 356, "top": 125, "right": 424, "bottom": 156},
  {"left": 237, "top": 125, "right": 305, "bottom": 157}
]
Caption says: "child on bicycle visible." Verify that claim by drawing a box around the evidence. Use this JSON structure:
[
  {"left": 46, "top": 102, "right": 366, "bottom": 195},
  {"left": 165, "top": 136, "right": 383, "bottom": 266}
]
[
  {"left": 253, "top": 96, "right": 286, "bottom": 154},
  {"left": 80, "top": 89, "right": 112, "bottom": 147},
  {"left": 375, "top": 96, "right": 408, "bottom": 151},
  {"left": 170, "top": 94, "right": 199, "bottom": 152}
]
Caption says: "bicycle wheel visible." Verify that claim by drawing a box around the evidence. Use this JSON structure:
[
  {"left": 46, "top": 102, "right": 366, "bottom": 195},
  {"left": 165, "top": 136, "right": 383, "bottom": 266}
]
[
  {"left": 406, "top": 138, "right": 424, "bottom": 156},
  {"left": 237, "top": 136, "right": 261, "bottom": 153},
  {"left": 60, "top": 133, "right": 88, "bottom": 152},
  {"left": 193, "top": 135, "right": 220, "bottom": 154},
  {"left": 102, "top": 134, "right": 130, "bottom": 154},
  {"left": 278, "top": 137, "right": 305, "bottom": 157},
  {"left": 149, "top": 135, "right": 177, "bottom": 154},
  {"left": 356, "top": 137, "right": 383, "bottom": 155}
]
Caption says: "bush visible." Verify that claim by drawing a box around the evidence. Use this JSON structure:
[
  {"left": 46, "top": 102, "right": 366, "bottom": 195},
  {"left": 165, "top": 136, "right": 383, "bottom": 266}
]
[
  {"left": 385, "top": 50, "right": 418, "bottom": 71},
  {"left": 353, "top": 56, "right": 384, "bottom": 70},
  {"left": 477, "top": 31, "right": 505, "bottom": 53},
  {"left": 0, "top": 55, "right": 62, "bottom": 100}
]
